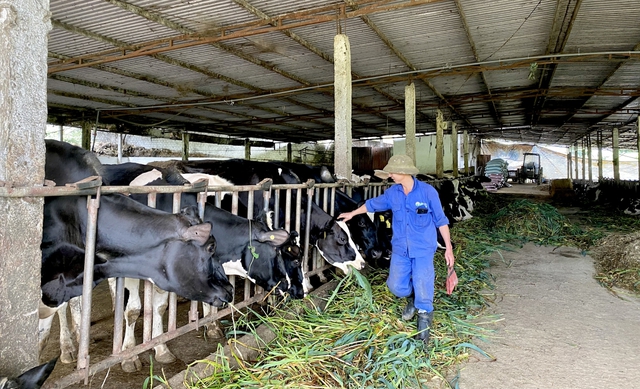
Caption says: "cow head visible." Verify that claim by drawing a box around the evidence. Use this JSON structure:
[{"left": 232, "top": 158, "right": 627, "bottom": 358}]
[
  {"left": 161, "top": 235, "right": 233, "bottom": 307},
  {"left": 343, "top": 213, "right": 383, "bottom": 262},
  {"left": 315, "top": 219, "right": 365, "bottom": 274},
  {"left": 279, "top": 231, "right": 307, "bottom": 299},
  {"left": 0, "top": 358, "right": 57, "bottom": 389}
]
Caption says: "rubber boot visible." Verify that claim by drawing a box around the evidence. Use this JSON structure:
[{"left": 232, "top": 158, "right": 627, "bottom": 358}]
[
  {"left": 416, "top": 311, "right": 434, "bottom": 345},
  {"left": 401, "top": 296, "right": 417, "bottom": 321}
]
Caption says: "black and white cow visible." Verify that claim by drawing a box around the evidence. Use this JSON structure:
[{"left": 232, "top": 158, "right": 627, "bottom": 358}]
[
  {"left": 99, "top": 163, "right": 305, "bottom": 371},
  {"left": 270, "top": 161, "right": 388, "bottom": 265},
  {"left": 39, "top": 140, "right": 234, "bottom": 364},
  {"left": 155, "top": 159, "right": 366, "bottom": 274}
]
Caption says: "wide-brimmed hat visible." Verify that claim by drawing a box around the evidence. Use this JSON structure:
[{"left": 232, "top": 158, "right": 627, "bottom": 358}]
[{"left": 374, "top": 154, "right": 419, "bottom": 179}]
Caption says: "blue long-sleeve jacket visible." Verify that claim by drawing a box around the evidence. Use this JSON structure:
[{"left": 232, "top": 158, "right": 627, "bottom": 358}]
[{"left": 365, "top": 177, "right": 449, "bottom": 257}]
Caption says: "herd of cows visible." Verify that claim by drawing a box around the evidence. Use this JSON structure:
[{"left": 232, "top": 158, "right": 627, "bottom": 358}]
[{"left": 16, "top": 139, "right": 489, "bottom": 386}]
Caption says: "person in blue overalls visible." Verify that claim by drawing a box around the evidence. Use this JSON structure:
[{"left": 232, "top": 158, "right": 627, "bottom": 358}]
[{"left": 338, "top": 154, "right": 455, "bottom": 345}]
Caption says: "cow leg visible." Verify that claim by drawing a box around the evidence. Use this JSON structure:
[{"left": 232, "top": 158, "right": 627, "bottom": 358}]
[
  {"left": 119, "top": 278, "right": 142, "bottom": 373},
  {"left": 58, "top": 299, "right": 80, "bottom": 364},
  {"left": 38, "top": 303, "right": 60, "bottom": 362},
  {"left": 201, "top": 303, "right": 224, "bottom": 339},
  {"left": 151, "top": 287, "right": 175, "bottom": 364}
]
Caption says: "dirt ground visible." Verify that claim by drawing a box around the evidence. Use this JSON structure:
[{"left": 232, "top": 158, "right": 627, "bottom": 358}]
[{"left": 458, "top": 242, "right": 640, "bottom": 389}]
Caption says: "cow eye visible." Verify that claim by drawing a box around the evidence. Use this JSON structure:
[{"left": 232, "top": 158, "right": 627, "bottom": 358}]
[
  {"left": 293, "top": 260, "right": 300, "bottom": 267},
  {"left": 206, "top": 242, "right": 216, "bottom": 253},
  {"left": 357, "top": 218, "right": 366, "bottom": 227}
]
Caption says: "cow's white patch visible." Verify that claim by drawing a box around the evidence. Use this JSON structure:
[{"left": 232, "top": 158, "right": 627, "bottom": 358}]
[
  {"left": 277, "top": 167, "right": 282, "bottom": 176},
  {"left": 182, "top": 173, "right": 233, "bottom": 199},
  {"left": 318, "top": 221, "right": 365, "bottom": 273},
  {"left": 222, "top": 259, "right": 255, "bottom": 283},
  {"left": 129, "top": 169, "right": 162, "bottom": 186},
  {"left": 366, "top": 212, "right": 374, "bottom": 222}
]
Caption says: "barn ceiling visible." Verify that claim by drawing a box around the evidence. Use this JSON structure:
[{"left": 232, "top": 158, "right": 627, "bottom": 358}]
[{"left": 47, "top": 0, "right": 640, "bottom": 148}]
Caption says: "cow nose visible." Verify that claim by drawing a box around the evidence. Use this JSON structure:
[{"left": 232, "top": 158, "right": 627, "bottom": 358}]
[{"left": 370, "top": 249, "right": 383, "bottom": 260}]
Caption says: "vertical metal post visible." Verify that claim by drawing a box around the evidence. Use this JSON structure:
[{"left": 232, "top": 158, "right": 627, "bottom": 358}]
[
  {"left": 112, "top": 277, "right": 125, "bottom": 355},
  {"left": 436, "top": 110, "right": 445, "bottom": 178},
  {"left": 613, "top": 127, "right": 620, "bottom": 181},
  {"left": 451, "top": 122, "right": 458, "bottom": 178},
  {"left": 77, "top": 189, "right": 100, "bottom": 381},
  {"left": 117, "top": 133, "right": 123, "bottom": 164},
  {"left": 597, "top": 130, "right": 603, "bottom": 181},
  {"left": 581, "top": 138, "right": 586, "bottom": 181},
  {"left": 587, "top": 134, "right": 593, "bottom": 183},
  {"left": 143, "top": 192, "right": 156, "bottom": 343},
  {"left": 566, "top": 146, "right": 572, "bottom": 180},
  {"left": 463, "top": 129, "right": 469, "bottom": 176},
  {"left": 168, "top": 192, "right": 181, "bottom": 332},
  {"left": 574, "top": 142, "right": 579, "bottom": 181}
]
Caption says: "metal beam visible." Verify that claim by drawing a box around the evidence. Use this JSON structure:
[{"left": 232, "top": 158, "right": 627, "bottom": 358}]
[{"left": 48, "top": 0, "right": 447, "bottom": 74}]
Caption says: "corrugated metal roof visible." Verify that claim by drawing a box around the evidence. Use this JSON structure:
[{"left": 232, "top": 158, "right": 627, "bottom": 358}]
[{"left": 47, "top": 0, "right": 640, "bottom": 147}]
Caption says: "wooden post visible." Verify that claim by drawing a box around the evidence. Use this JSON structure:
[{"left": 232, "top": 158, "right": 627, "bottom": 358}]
[
  {"left": 436, "top": 110, "right": 445, "bottom": 178},
  {"left": 0, "top": 0, "right": 50, "bottom": 376},
  {"left": 333, "top": 34, "right": 352, "bottom": 180},
  {"left": 597, "top": 130, "right": 603, "bottom": 181},
  {"left": 463, "top": 129, "right": 469, "bottom": 176},
  {"left": 451, "top": 122, "right": 458, "bottom": 177},
  {"left": 405, "top": 82, "right": 416, "bottom": 165},
  {"left": 59, "top": 124, "right": 64, "bottom": 141},
  {"left": 244, "top": 138, "right": 251, "bottom": 160},
  {"left": 182, "top": 132, "right": 189, "bottom": 162},
  {"left": 287, "top": 142, "right": 292, "bottom": 162},
  {"left": 81, "top": 121, "right": 91, "bottom": 150},
  {"left": 613, "top": 127, "right": 620, "bottom": 181},
  {"left": 637, "top": 117, "right": 640, "bottom": 181}
]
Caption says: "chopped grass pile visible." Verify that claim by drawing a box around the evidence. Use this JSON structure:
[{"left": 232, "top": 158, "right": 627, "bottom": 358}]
[
  {"left": 186, "top": 197, "right": 627, "bottom": 389},
  {"left": 484, "top": 199, "right": 602, "bottom": 250},
  {"left": 591, "top": 231, "right": 640, "bottom": 293}
]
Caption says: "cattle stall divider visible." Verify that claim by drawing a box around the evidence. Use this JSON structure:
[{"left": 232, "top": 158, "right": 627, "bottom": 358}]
[{"left": 0, "top": 176, "right": 390, "bottom": 389}]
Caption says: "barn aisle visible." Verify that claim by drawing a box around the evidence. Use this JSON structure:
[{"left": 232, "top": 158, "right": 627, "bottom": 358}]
[{"left": 457, "top": 243, "right": 640, "bottom": 389}]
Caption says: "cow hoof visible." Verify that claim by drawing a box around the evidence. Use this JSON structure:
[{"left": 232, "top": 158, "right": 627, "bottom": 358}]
[
  {"left": 121, "top": 357, "right": 142, "bottom": 373},
  {"left": 154, "top": 349, "right": 176, "bottom": 364},
  {"left": 59, "top": 348, "right": 77, "bottom": 364}
]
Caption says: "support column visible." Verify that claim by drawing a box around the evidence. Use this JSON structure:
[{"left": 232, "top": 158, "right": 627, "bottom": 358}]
[
  {"left": 81, "top": 121, "right": 91, "bottom": 150},
  {"left": 333, "top": 34, "right": 352, "bottom": 180},
  {"left": 404, "top": 82, "right": 416, "bottom": 164},
  {"left": 463, "top": 130, "right": 469, "bottom": 176},
  {"left": 574, "top": 142, "right": 579, "bottom": 181},
  {"left": 637, "top": 117, "right": 640, "bottom": 181},
  {"left": 566, "top": 147, "right": 572, "bottom": 179},
  {"left": 0, "top": 0, "right": 50, "bottom": 376},
  {"left": 59, "top": 124, "right": 64, "bottom": 141},
  {"left": 597, "top": 130, "right": 603, "bottom": 181},
  {"left": 613, "top": 127, "right": 620, "bottom": 181},
  {"left": 117, "top": 133, "right": 123, "bottom": 164},
  {"left": 287, "top": 142, "right": 292, "bottom": 163},
  {"left": 436, "top": 110, "right": 445, "bottom": 178},
  {"left": 244, "top": 138, "right": 251, "bottom": 160},
  {"left": 182, "top": 132, "right": 189, "bottom": 162},
  {"left": 451, "top": 122, "right": 458, "bottom": 177},
  {"left": 581, "top": 138, "right": 586, "bottom": 181},
  {"left": 587, "top": 134, "right": 593, "bottom": 182}
]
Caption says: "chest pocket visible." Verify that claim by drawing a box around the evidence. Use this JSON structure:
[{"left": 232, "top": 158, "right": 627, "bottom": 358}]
[{"left": 413, "top": 204, "right": 431, "bottom": 228}]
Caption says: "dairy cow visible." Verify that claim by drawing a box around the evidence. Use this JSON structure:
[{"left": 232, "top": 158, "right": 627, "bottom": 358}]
[
  {"left": 154, "top": 159, "right": 366, "bottom": 274},
  {"left": 39, "top": 140, "right": 233, "bottom": 364}
]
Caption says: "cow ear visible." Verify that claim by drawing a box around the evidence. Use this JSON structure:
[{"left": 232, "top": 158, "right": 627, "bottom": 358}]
[
  {"left": 180, "top": 206, "right": 200, "bottom": 220},
  {"left": 182, "top": 223, "right": 211, "bottom": 245},
  {"left": 255, "top": 228, "right": 289, "bottom": 246}
]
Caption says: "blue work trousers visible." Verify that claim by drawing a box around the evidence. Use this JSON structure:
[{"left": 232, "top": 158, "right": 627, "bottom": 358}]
[{"left": 386, "top": 251, "right": 435, "bottom": 313}]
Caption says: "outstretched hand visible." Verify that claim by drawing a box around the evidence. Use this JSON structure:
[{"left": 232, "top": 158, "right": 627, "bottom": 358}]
[{"left": 338, "top": 212, "right": 353, "bottom": 222}]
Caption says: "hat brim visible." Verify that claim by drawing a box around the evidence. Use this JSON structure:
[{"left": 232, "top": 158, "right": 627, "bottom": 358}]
[{"left": 374, "top": 170, "right": 390, "bottom": 179}]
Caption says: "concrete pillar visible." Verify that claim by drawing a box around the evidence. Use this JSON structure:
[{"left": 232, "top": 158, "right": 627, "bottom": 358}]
[
  {"left": 333, "top": 34, "right": 352, "bottom": 180},
  {"left": 566, "top": 147, "right": 572, "bottom": 179},
  {"left": 182, "top": 132, "right": 189, "bottom": 162},
  {"left": 81, "top": 121, "right": 91, "bottom": 150},
  {"left": 581, "top": 138, "right": 586, "bottom": 181},
  {"left": 597, "top": 130, "right": 603, "bottom": 181},
  {"left": 117, "top": 133, "right": 123, "bottom": 164},
  {"left": 59, "top": 124, "right": 64, "bottom": 141},
  {"left": 574, "top": 142, "right": 579, "bottom": 181},
  {"left": 287, "top": 143, "right": 292, "bottom": 162},
  {"left": 436, "top": 110, "right": 445, "bottom": 178},
  {"left": 587, "top": 134, "right": 592, "bottom": 182},
  {"left": 244, "top": 138, "right": 251, "bottom": 160},
  {"left": 451, "top": 122, "right": 458, "bottom": 177},
  {"left": 613, "top": 127, "right": 620, "bottom": 181},
  {"left": 463, "top": 130, "right": 469, "bottom": 176},
  {"left": 0, "top": 0, "right": 50, "bottom": 376},
  {"left": 404, "top": 82, "right": 416, "bottom": 165}
]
